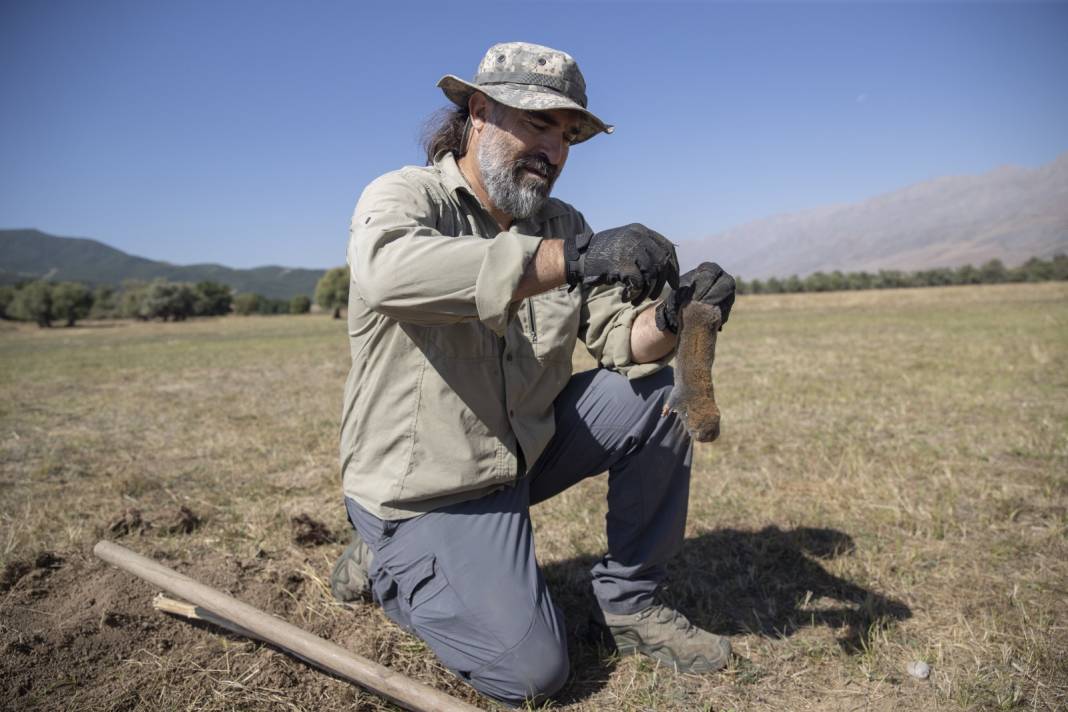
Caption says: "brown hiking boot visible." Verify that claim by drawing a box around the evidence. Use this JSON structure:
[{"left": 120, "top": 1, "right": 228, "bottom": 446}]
[
  {"left": 593, "top": 602, "right": 731, "bottom": 673},
  {"left": 330, "top": 530, "right": 374, "bottom": 602}
]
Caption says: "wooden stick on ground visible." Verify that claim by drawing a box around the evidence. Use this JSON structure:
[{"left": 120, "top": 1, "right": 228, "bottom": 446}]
[
  {"left": 94, "top": 540, "right": 481, "bottom": 712},
  {"left": 152, "top": 593, "right": 258, "bottom": 638},
  {"left": 151, "top": 593, "right": 347, "bottom": 676}
]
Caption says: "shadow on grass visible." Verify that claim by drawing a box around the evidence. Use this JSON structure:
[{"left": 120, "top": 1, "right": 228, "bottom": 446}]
[
  {"left": 66, "top": 320, "right": 130, "bottom": 329},
  {"left": 543, "top": 526, "right": 911, "bottom": 702}
]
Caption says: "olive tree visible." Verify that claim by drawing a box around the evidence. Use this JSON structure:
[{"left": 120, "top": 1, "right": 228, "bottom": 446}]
[
  {"left": 978, "top": 259, "right": 1008, "bottom": 284},
  {"left": 139, "top": 280, "right": 195, "bottom": 321},
  {"left": 315, "top": 267, "right": 349, "bottom": 319},
  {"left": 0, "top": 285, "right": 14, "bottom": 319},
  {"left": 89, "top": 286, "right": 119, "bottom": 319},
  {"left": 193, "top": 281, "right": 233, "bottom": 316},
  {"left": 50, "top": 282, "right": 93, "bottom": 327},
  {"left": 118, "top": 281, "right": 150, "bottom": 319},
  {"left": 9, "top": 281, "right": 53, "bottom": 327},
  {"left": 233, "top": 292, "right": 262, "bottom": 316},
  {"left": 289, "top": 295, "right": 311, "bottom": 314}
]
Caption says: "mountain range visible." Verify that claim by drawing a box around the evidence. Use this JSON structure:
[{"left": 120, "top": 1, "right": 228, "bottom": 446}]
[
  {"left": 4, "top": 153, "right": 1067, "bottom": 293},
  {"left": 0, "top": 229, "right": 323, "bottom": 300},
  {"left": 677, "top": 152, "right": 1068, "bottom": 278}
]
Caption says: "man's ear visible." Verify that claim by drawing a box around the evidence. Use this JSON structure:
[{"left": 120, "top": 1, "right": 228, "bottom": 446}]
[{"left": 468, "top": 92, "right": 490, "bottom": 132}]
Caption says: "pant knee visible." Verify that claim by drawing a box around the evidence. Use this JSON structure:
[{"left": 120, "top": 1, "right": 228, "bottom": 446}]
[
  {"left": 469, "top": 617, "right": 569, "bottom": 705},
  {"left": 519, "top": 643, "right": 569, "bottom": 703}
]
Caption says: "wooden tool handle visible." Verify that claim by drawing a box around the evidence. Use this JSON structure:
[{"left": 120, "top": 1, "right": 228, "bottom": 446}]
[{"left": 94, "top": 540, "right": 481, "bottom": 712}]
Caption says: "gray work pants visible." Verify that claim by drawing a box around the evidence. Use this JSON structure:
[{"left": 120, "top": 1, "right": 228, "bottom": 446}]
[{"left": 345, "top": 366, "right": 691, "bottom": 705}]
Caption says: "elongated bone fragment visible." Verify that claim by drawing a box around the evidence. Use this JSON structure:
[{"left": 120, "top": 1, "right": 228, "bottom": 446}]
[
  {"left": 662, "top": 302, "right": 722, "bottom": 442},
  {"left": 94, "top": 540, "right": 480, "bottom": 712}
]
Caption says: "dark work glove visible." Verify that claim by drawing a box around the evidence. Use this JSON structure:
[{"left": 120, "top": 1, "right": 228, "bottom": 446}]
[
  {"left": 655, "top": 262, "right": 736, "bottom": 333},
  {"left": 564, "top": 223, "right": 680, "bottom": 306}
]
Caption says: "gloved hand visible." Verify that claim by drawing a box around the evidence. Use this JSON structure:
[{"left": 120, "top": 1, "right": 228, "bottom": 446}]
[
  {"left": 654, "top": 262, "right": 736, "bottom": 333},
  {"left": 565, "top": 223, "right": 680, "bottom": 306}
]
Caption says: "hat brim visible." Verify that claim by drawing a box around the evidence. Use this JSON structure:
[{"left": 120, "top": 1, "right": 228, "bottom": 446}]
[{"left": 437, "top": 74, "right": 613, "bottom": 145}]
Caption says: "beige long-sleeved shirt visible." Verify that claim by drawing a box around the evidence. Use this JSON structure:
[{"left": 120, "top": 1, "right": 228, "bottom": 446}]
[{"left": 342, "top": 152, "right": 673, "bottom": 519}]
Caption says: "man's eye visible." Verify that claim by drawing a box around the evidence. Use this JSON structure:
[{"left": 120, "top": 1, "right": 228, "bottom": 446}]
[{"left": 527, "top": 119, "right": 548, "bottom": 131}]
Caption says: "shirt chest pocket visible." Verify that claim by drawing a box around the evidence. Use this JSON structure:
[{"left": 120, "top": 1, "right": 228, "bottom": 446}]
[{"left": 523, "top": 286, "right": 580, "bottom": 364}]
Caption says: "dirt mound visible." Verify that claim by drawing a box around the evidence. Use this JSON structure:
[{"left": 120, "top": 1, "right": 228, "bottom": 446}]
[
  {"left": 1, "top": 551, "right": 63, "bottom": 593},
  {"left": 106, "top": 505, "right": 203, "bottom": 538},
  {"left": 0, "top": 540, "right": 473, "bottom": 711},
  {"left": 290, "top": 513, "right": 340, "bottom": 547},
  {"left": 0, "top": 499, "right": 485, "bottom": 710}
]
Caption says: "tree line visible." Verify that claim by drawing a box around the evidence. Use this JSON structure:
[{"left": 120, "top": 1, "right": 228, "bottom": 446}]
[
  {"left": 5, "top": 255, "right": 1061, "bottom": 327},
  {"left": 0, "top": 268, "right": 351, "bottom": 327},
  {"left": 736, "top": 254, "right": 1068, "bottom": 295}
]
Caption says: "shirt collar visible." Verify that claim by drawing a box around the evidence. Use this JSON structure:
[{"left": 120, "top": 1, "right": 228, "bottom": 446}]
[{"left": 434, "top": 150, "right": 476, "bottom": 198}]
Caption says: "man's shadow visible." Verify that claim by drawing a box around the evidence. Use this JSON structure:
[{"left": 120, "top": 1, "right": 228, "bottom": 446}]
[{"left": 541, "top": 526, "right": 911, "bottom": 703}]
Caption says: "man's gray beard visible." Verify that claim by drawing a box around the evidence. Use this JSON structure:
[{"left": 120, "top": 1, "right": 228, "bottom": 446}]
[{"left": 477, "top": 127, "right": 551, "bottom": 220}]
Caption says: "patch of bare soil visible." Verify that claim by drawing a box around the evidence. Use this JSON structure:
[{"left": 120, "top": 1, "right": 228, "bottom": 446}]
[
  {"left": 106, "top": 505, "right": 201, "bottom": 539},
  {"left": 290, "top": 513, "right": 340, "bottom": 547},
  {"left": 4, "top": 551, "right": 340, "bottom": 710},
  {"left": 0, "top": 507, "right": 439, "bottom": 711}
]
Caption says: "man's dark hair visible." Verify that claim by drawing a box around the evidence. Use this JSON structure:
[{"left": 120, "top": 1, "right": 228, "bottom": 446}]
[{"left": 422, "top": 104, "right": 470, "bottom": 165}]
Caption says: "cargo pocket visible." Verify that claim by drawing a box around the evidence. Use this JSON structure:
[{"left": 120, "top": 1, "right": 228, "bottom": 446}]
[
  {"left": 383, "top": 551, "right": 505, "bottom": 680},
  {"left": 391, "top": 553, "right": 449, "bottom": 615}
]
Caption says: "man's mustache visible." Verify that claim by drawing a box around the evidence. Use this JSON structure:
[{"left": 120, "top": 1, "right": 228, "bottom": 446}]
[{"left": 515, "top": 154, "right": 558, "bottom": 183}]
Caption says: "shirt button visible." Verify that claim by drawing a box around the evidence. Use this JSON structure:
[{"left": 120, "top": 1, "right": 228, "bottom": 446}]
[
  {"left": 506, "top": 354, "right": 513, "bottom": 362},
  {"left": 509, "top": 409, "right": 515, "bottom": 417}
]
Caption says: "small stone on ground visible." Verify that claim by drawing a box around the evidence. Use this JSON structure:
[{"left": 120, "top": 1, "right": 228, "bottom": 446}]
[{"left": 907, "top": 660, "right": 931, "bottom": 680}]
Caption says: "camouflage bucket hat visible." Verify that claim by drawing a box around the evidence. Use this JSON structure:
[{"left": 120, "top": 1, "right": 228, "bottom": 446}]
[{"left": 438, "top": 41, "right": 613, "bottom": 145}]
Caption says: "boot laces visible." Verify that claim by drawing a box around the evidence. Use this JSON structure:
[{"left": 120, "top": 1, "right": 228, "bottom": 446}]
[{"left": 640, "top": 603, "right": 698, "bottom": 638}]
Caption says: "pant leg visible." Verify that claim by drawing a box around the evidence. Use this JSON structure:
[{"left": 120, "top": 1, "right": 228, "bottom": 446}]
[
  {"left": 528, "top": 366, "right": 692, "bottom": 615},
  {"left": 345, "top": 485, "right": 568, "bottom": 707}
]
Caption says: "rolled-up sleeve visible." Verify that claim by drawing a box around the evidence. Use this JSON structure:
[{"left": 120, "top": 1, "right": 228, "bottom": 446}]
[
  {"left": 581, "top": 283, "right": 676, "bottom": 379},
  {"left": 348, "top": 171, "right": 542, "bottom": 335}
]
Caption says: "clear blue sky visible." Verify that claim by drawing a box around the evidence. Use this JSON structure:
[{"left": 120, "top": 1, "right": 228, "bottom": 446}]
[{"left": 2, "top": 1, "right": 1066, "bottom": 270}]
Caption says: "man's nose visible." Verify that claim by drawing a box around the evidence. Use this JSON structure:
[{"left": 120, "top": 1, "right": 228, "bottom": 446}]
[{"left": 540, "top": 134, "right": 567, "bottom": 167}]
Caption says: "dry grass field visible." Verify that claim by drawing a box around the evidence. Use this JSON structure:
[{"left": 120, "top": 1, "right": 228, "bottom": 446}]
[{"left": 1, "top": 282, "right": 1066, "bottom": 711}]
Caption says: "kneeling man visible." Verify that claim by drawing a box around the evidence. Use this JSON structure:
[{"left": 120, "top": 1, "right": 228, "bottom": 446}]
[{"left": 333, "top": 41, "right": 737, "bottom": 706}]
